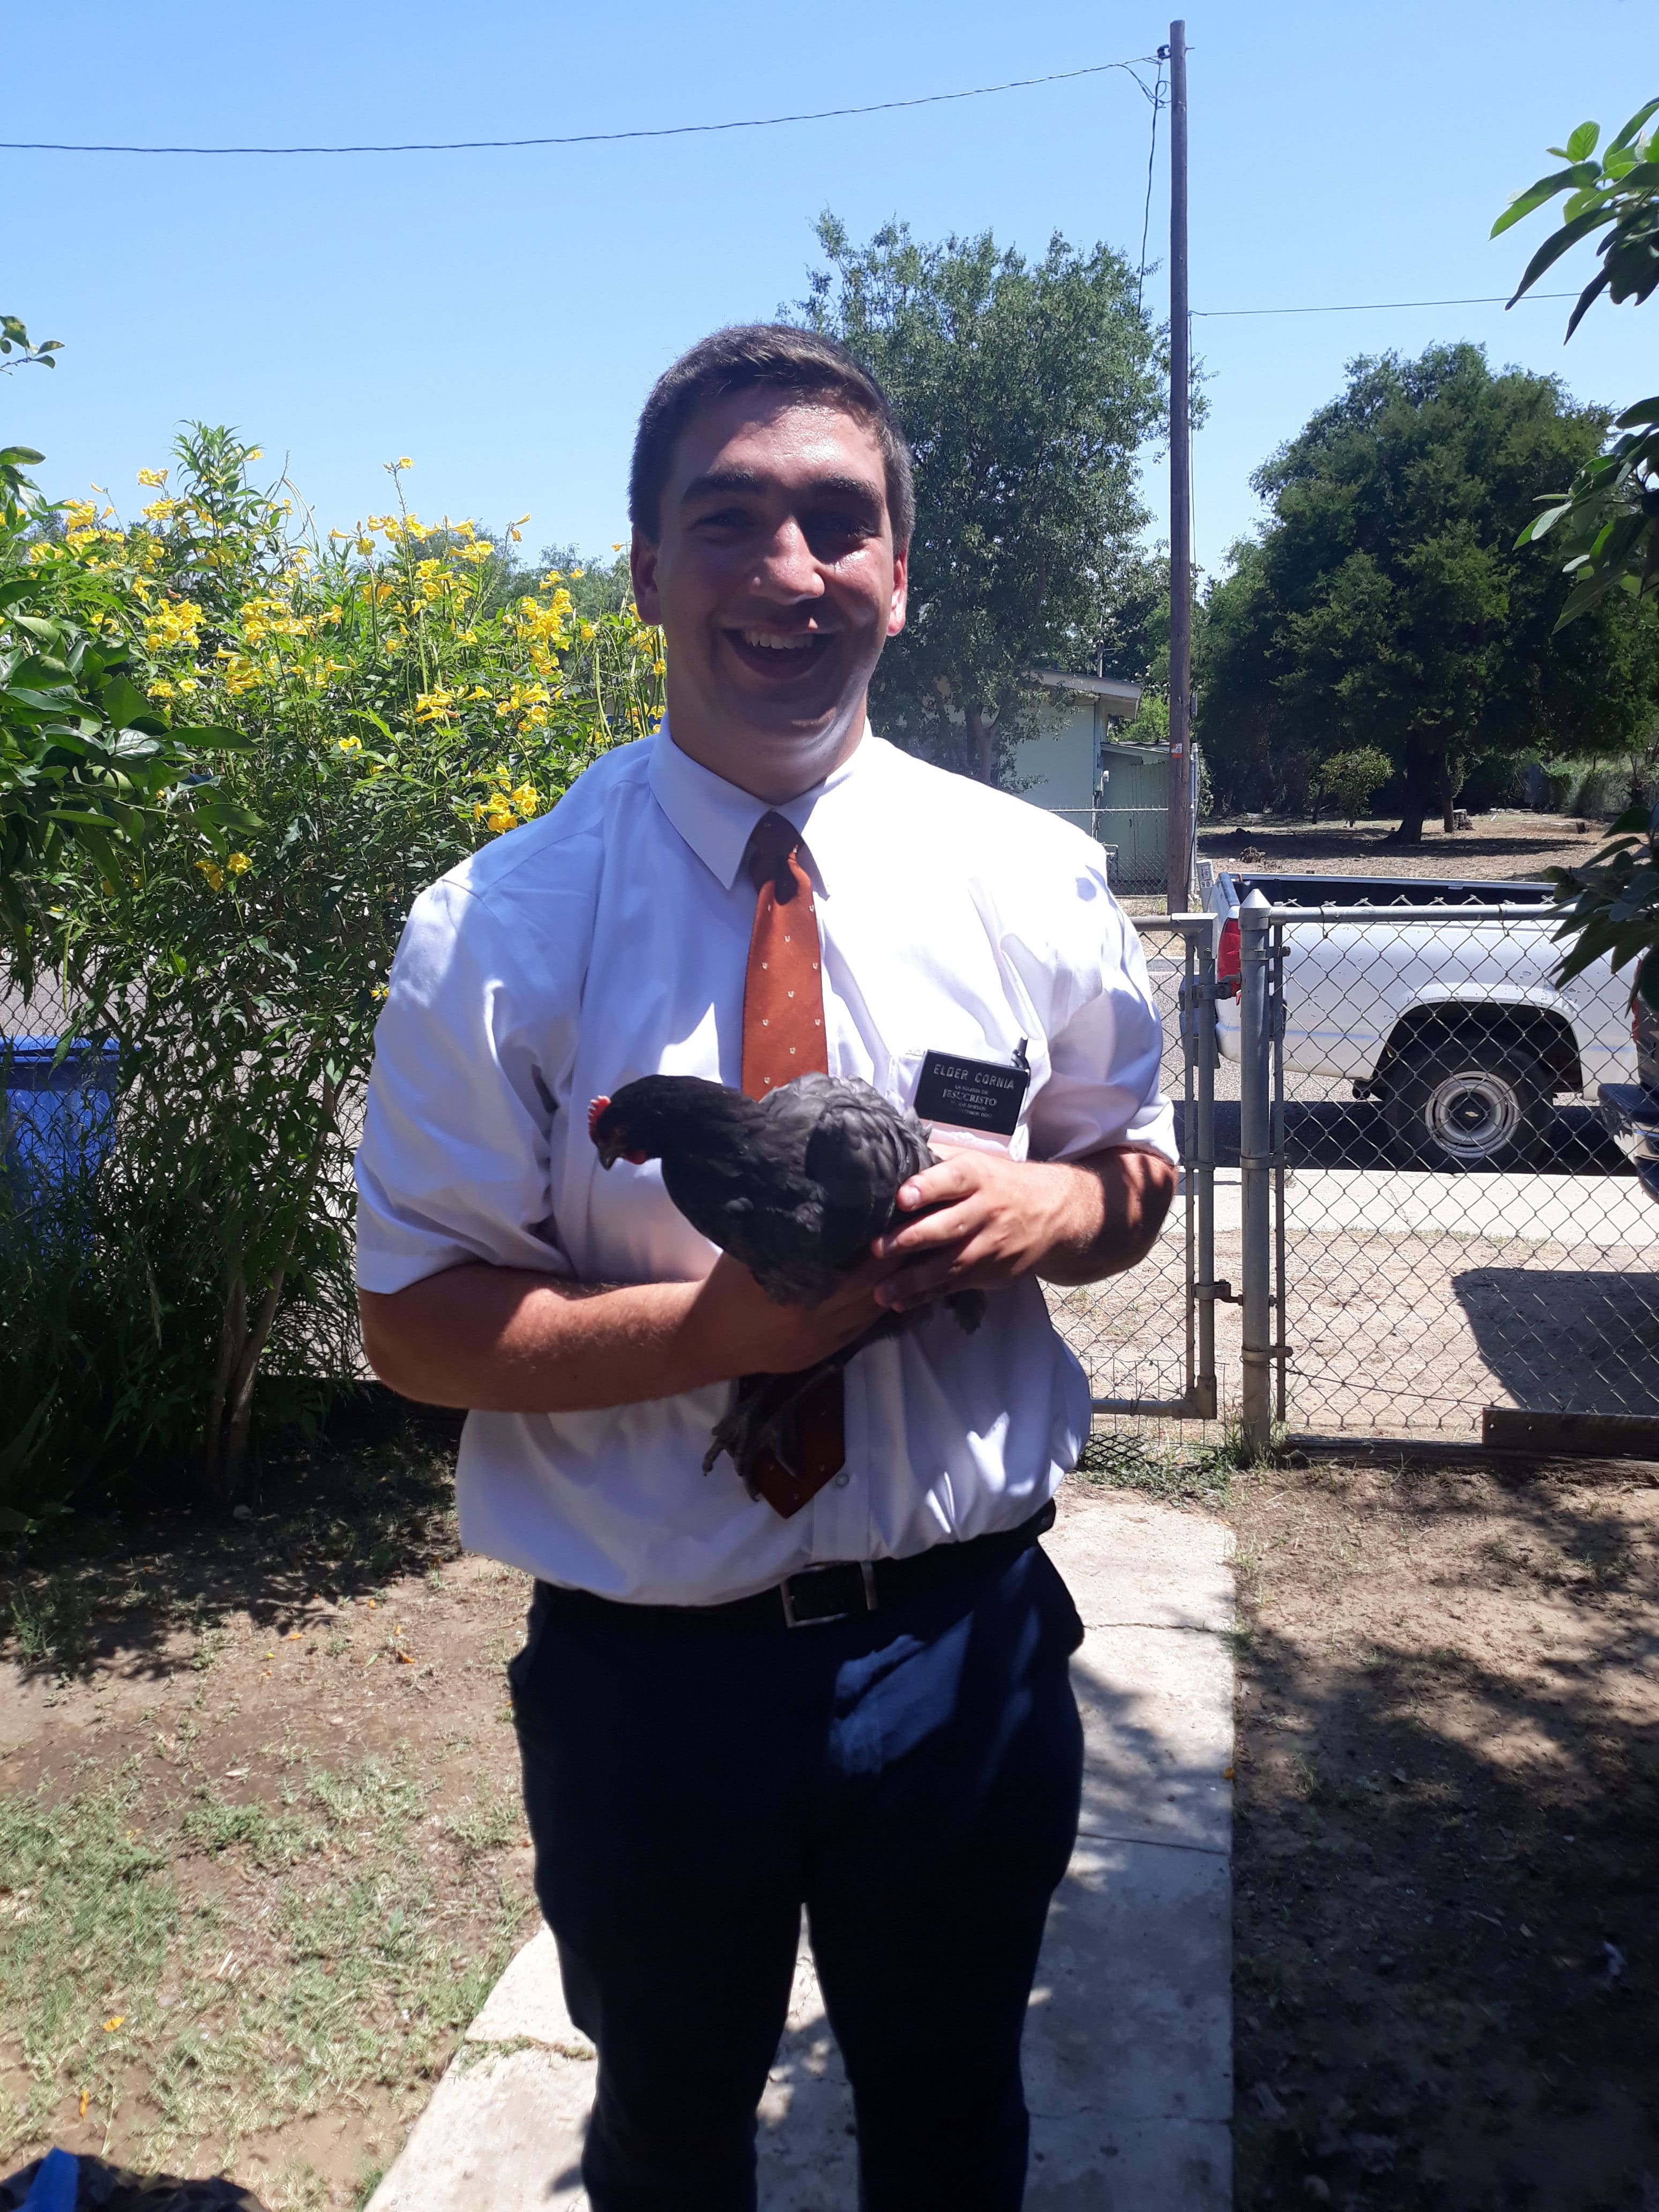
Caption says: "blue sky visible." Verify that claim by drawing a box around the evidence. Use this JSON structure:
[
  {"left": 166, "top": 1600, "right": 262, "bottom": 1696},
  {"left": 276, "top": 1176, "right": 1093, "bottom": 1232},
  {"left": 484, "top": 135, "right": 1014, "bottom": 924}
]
[{"left": 6, "top": 1, "right": 1655, "bottom": 585}]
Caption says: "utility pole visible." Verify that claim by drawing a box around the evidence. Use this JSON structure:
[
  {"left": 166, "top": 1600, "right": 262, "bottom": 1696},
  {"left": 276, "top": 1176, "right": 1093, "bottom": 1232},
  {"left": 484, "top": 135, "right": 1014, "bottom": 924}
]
[{"left": 1164, "top": 18, "right": 1192, "bottom": 913}]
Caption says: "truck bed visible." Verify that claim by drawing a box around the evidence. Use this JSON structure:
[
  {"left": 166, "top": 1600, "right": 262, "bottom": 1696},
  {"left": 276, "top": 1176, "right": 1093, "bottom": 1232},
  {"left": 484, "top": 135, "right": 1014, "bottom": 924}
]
[{"left": 1226, "top": 872, "right": 1554, "bottom": 909}]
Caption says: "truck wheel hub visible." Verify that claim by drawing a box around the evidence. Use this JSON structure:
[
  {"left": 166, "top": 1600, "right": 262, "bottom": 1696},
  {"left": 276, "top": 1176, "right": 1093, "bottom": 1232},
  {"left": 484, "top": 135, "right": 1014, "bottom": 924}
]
[{"left": 1425, "top": 1071, "right": 1518, "bottom": 1160}]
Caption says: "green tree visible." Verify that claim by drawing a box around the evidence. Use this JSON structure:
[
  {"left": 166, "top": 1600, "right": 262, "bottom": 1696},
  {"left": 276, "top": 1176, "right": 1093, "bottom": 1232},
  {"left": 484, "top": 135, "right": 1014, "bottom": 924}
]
[
  {"left": 1495, "top": 99, "right": 1658, "bottom": 622},
  {"left": 796, "top": 215, "right": 1166, "bottom": 782},
  {"left": 1308, "top": 745, "right": 1392, "bottom": 826},
  {"left": 1197, "top": 343, "right": 1659, "bottom": 842},
  {"left": 1493, "top": 99, "right": 1659, "bottom": 1013}
]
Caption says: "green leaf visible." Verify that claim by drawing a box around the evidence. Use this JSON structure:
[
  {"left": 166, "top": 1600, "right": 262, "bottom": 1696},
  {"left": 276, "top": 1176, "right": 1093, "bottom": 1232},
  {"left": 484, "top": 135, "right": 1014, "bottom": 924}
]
[
  {"left": 1564, "top": 268, "right": 1613, "bottom": 341},
  {"left": 1565, "top": 121, "right": 1601, "bottom": 162},
  {"left": 169, "top": 723, "right": 257, "bottom": 752},
  {"left": 1607, "top": 96, "right": 1659, "bottom": 158},
  {"left": 1491, "top": 163, "right": 1602, "bottom": 236},
  {"left": 1507, "top": 203, "right": 1619, "bottom": 303},
  {"left": 0, "top": 576, "right": 34, "bottom": 611},
  {"left": 9, "top": 654, "right": 70, "bottom": 686},
  {"left": 1614, "top": 395, "right": 1659, "bottom": 429},
  {"left": 0, "top": 445, "right": 46, "bottom": 467},
  {"left": 98, "top": 674, "right": 148, "bottom": 730}
]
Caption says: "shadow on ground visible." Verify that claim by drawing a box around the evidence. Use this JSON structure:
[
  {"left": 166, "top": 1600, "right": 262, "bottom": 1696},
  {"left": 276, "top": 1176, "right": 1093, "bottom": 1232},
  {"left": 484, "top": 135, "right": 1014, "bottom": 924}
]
[
  {"left": 1455, "top": 1272, "right": 1659, "bottom": 1418},
  {"left": 0, "top": 1399, "right": 466, "bottom": 1684},
  {"left": 1230, "top": 1459, "right": 1659, "bottom": 2210}
]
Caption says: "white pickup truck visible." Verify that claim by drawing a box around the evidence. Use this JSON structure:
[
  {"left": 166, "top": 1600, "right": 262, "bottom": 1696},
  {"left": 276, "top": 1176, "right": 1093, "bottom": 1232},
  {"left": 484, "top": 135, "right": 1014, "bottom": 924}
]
[{"left": 1208, "top": 870, "right": 1638, "bottom": 1171}]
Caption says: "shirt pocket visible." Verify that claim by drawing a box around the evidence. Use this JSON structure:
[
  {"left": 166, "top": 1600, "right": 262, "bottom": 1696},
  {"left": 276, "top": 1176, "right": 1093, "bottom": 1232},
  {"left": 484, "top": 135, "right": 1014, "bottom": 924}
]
[{"left": 885, "top": 1046, "right": 1032, "bottom": 1163}]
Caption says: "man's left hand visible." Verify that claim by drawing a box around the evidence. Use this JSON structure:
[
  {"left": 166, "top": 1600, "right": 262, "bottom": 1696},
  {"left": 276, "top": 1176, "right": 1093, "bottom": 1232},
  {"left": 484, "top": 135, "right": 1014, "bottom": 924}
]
[{"left": 871, "top": 1145, "right": 1176, "bottom": 1314}]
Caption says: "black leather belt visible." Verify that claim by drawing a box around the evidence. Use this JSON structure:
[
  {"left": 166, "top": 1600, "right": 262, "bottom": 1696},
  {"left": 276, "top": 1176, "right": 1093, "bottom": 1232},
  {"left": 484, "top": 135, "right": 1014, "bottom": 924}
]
[{"left": 537, "top": 1500, "right": 1057, "bottom": 1636}]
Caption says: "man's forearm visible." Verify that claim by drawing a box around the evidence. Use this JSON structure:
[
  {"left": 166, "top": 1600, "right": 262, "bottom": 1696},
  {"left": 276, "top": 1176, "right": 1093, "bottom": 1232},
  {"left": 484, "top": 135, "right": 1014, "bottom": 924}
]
[
  {"left": 360, "top": 1241, "right": 902, "bottom": 1416},
  {"left": 360, "top": 1268, "right": 706, "bottom": 1413},
  {"left": 361, "top": 1148, "right": 1175, "bottom": 1412},
  {"left": 1036, "top": 1146, "right": 1177, "bottom": 1286}
]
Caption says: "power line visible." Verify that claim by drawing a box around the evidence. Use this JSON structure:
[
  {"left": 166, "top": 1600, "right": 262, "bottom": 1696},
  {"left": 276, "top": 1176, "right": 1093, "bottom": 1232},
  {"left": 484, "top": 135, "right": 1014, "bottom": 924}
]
[
  {"left": 1193, "top": 290, "right": 1579, "bottom": 318},
  {"left": 0, "top": 57, "right": 1160, "bottom": 157},
  {"left": 1135, "top": 54, "right": 1167, "bottom": 316}
]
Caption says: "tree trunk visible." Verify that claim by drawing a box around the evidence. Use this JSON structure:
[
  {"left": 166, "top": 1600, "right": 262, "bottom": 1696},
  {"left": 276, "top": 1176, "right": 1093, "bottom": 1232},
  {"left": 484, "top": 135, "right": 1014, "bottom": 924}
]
[
  {"left": 965, "top": 703, "right": 996, "bottom": 784},
  {"left": 1437, "top": 752, "right": 1464, "bottom": 835},
  {"left": 1385, "top": 737, "right": 1436, "bottom": 847},
  {"left": 199, "top": 1080, "right": 338, "bottom": 1508},
  {"left": 200, "top": 1254, "right": 246, "bottom": 1504},
  {"left": 221, "top": 1268, "right": 289, "bottom": 1499}
]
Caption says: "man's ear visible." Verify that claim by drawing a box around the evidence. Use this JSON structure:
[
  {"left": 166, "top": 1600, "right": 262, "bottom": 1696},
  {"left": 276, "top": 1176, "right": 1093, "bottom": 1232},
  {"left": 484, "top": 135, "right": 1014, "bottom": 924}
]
[
  {"left": 631, "top": 526, "right": 662, "bottom": 626},
  {"left": 887, "top": 544, "right": 909, "bottom": 639}
]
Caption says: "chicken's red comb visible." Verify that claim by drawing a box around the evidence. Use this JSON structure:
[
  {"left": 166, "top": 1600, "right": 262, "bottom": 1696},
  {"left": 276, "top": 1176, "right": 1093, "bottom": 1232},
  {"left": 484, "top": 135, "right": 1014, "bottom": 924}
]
[{"left": 587, "top": 1095, "right": 611, "bottom": 1141}]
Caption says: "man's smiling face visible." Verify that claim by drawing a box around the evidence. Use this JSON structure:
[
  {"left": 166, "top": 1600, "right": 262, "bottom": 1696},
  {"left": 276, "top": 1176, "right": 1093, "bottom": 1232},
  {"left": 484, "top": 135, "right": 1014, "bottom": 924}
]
[{"left": 631, "top": 390, "right": 908, "bottom": 801}]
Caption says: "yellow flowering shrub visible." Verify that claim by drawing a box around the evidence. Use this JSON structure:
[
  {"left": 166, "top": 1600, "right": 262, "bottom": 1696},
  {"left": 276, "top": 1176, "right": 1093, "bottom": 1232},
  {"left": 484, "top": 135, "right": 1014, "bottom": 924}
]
[{"left": 9, "top": 425, "right": 666, "bottom": 1502}]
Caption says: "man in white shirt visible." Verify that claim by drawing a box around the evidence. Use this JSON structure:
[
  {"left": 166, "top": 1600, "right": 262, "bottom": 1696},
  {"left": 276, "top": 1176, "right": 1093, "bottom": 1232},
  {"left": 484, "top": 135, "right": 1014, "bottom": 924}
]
[{"left": 356, "top": 325, "right": 1176, "bottom": 2212}]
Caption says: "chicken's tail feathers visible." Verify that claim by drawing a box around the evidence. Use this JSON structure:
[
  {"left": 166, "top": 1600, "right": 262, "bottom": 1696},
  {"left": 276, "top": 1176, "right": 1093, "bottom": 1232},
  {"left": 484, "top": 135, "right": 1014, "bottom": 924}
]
[{"left": 946, "top": 1288, "right": 987, "bottom": 1335}]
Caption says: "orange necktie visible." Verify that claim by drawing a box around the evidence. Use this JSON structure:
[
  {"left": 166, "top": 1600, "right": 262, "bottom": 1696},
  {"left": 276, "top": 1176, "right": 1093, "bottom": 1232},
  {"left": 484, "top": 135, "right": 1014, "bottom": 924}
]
[{"left": 740, "top": 811, "right": 846, "bottom": 1518}]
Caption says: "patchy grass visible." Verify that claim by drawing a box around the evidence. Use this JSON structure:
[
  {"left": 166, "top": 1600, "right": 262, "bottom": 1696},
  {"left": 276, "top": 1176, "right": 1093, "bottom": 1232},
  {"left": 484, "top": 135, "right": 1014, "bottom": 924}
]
[
  {"left": 0, "top": 1745, "right": 524, "bottom": 2181},
  {"left": 1075, "top": 1425, "right": 1239, "bottom": 1508},
  {"left": 5, "top": 1575, "right": 93, "bottom": 1676},
  {"left": 0, "top": 1413, "right": 539, "bottom": 2207}
]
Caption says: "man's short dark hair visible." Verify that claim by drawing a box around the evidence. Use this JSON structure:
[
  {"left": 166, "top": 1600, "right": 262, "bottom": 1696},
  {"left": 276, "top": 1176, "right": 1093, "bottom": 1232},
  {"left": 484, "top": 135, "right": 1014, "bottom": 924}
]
[{"left": 629, "top": 324, "right": 915, "bottom": 548}]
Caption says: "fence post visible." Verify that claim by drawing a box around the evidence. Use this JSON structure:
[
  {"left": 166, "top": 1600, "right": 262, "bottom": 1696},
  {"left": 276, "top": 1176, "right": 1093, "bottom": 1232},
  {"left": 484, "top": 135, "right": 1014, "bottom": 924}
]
[
  {"left": 1239, "top": 888, "right": 1274, "bottom": 1455},
  {"left": 1185, "top": 924, "right": 1220, "bottom": 1421}
]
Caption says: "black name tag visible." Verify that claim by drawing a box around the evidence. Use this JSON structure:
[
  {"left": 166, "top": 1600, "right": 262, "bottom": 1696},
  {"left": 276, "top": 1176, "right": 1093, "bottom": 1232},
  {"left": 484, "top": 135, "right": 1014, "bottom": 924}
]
[{"left": 914, "top": 1049, "right": 1030, "bottom": 1137}]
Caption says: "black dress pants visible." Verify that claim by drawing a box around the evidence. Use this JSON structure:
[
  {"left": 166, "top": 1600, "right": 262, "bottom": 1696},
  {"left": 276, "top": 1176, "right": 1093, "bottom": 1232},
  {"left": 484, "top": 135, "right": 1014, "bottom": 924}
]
[{"left": 508, "top": 1533, "right": 1085, "bottom": 2212}]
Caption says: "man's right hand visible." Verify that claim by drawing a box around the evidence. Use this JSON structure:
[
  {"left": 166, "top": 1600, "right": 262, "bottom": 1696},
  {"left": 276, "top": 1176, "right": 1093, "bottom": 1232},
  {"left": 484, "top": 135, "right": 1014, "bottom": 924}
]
[{"left": 682, "top": 1251, "right": 899, "bottom": 1378}]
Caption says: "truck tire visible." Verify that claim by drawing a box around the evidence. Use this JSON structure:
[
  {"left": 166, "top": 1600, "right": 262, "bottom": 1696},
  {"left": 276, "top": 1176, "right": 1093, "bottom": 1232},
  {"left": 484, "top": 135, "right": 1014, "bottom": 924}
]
[{"left": 1382, "top": 1037, "right": 1552, "bottom": 1170}]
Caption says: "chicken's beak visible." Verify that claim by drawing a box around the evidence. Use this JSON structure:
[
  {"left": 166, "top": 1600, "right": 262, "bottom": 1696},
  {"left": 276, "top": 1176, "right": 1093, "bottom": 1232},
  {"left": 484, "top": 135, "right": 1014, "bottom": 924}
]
[{"left": 588, "top": 1095, "right": 648, "bottom": 1171}]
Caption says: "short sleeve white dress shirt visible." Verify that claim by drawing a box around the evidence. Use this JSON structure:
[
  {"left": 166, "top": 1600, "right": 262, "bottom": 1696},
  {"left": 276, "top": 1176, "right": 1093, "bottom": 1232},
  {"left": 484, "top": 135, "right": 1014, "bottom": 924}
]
[{"left": 354, "top": 724, "right": 1176, "bottom": 1604}]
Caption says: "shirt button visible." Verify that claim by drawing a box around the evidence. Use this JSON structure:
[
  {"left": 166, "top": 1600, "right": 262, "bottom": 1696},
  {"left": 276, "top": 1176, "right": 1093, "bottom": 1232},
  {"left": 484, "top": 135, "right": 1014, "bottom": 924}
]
[{"left": 834, "top": 1470, "right": 851, "bottom": 1489}]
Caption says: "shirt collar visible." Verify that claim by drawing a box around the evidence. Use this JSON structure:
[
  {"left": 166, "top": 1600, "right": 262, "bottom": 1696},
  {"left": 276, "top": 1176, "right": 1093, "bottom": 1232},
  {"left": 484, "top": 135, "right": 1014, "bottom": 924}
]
[{"left": 647, "top": 717, "right": 872, "bottom": 894}]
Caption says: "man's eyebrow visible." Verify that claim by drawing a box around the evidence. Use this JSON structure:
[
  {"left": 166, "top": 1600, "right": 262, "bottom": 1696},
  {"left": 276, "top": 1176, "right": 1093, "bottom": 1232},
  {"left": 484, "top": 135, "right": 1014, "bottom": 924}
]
[{"left": 679, "top": 468, "right": 884, "bottom": 511}]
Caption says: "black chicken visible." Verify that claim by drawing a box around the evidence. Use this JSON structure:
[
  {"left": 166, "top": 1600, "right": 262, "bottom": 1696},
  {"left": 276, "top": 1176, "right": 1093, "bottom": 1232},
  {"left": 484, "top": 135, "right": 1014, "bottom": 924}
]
[{"left": 588, "top": 1072, "right": 983, "bottom": 1494}]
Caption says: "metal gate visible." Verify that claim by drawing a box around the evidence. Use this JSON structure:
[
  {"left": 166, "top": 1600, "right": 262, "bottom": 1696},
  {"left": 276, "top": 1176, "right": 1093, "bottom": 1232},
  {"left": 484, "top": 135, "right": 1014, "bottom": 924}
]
[
  {"left": 1052, "top": 914, "right": 1228, "bottom": 1425},
  {"left": 1238, "top": 892, "right": 1659, "bottom": 1448},
  {"left": 1062, "top": 892, "right": 1659, "bottom": 1453}
]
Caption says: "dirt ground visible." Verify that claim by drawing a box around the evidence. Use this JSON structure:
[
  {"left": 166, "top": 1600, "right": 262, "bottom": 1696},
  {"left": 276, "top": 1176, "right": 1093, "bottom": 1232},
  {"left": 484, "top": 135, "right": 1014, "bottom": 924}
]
[
  {"left": 1228, "top": 1455, "right": 1659, "bottom": 2210},
  {"left": 1200, "top": 812, "right": 1608, "bottom": 886},
  {"left": 8, "top": 1429, "right": 1659, "bottom": 2210},
  {"left": 0, "top": 1415, "right": 537, "bottom": 2210}
]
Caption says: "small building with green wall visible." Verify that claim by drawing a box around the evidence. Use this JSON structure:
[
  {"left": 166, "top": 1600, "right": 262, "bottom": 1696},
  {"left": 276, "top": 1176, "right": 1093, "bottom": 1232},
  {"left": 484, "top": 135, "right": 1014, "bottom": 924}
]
[{"left": 1012, "top": 671, "right": 1193, "bottom": 894}]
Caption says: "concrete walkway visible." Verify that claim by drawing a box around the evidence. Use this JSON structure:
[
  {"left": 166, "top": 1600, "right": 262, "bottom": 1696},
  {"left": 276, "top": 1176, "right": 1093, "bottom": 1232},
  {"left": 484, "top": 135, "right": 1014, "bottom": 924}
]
[{"left": 367, "top": 1493, "right": 1234, "bottom": 2211}]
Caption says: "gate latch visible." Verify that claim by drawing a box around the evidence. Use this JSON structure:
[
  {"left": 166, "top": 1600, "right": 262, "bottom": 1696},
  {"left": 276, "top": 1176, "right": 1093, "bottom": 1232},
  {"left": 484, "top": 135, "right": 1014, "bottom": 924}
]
[{"left": 1197, "top": 1279, "right": 1242, "bottom": 1305}]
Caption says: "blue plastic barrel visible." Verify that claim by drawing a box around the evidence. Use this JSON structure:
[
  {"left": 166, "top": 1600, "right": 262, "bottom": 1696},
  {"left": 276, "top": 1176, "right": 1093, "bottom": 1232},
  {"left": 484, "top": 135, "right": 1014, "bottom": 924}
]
[{"left": 1, "top": 1036, "right": 121, "bottom": 1210}]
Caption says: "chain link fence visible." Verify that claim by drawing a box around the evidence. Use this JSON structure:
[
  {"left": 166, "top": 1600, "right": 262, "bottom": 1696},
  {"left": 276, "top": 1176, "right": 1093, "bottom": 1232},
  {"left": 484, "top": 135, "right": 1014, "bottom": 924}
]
[
  {"left": 15, "top": 880, "right": 1653, "bottom": 1466},
  {"left": 3, "top": 958, "right": 366, "bottom": 1501},
  {"left": 1231, "top": 897, "right": 1656, "bottom": 1444},
  {"left": 1050, "top": 888, "right": 1657, "bottom": 1452},
  {"left": 1044, "top": 916, "right": 1232, "bottom": 1426}
]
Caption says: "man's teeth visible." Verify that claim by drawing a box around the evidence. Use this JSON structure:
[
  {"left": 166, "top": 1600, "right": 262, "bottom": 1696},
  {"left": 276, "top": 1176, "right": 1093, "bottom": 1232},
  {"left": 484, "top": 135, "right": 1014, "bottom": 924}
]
[{"left": 739, "top": 630, "right": 817, "bottom": 651}]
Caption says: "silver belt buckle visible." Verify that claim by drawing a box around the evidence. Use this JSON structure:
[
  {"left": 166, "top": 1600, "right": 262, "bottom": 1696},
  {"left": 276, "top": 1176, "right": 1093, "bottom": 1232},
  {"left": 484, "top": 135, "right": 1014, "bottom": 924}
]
[{"left": 779, "top": 1559, "right": 879, "bottom": 1628}]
